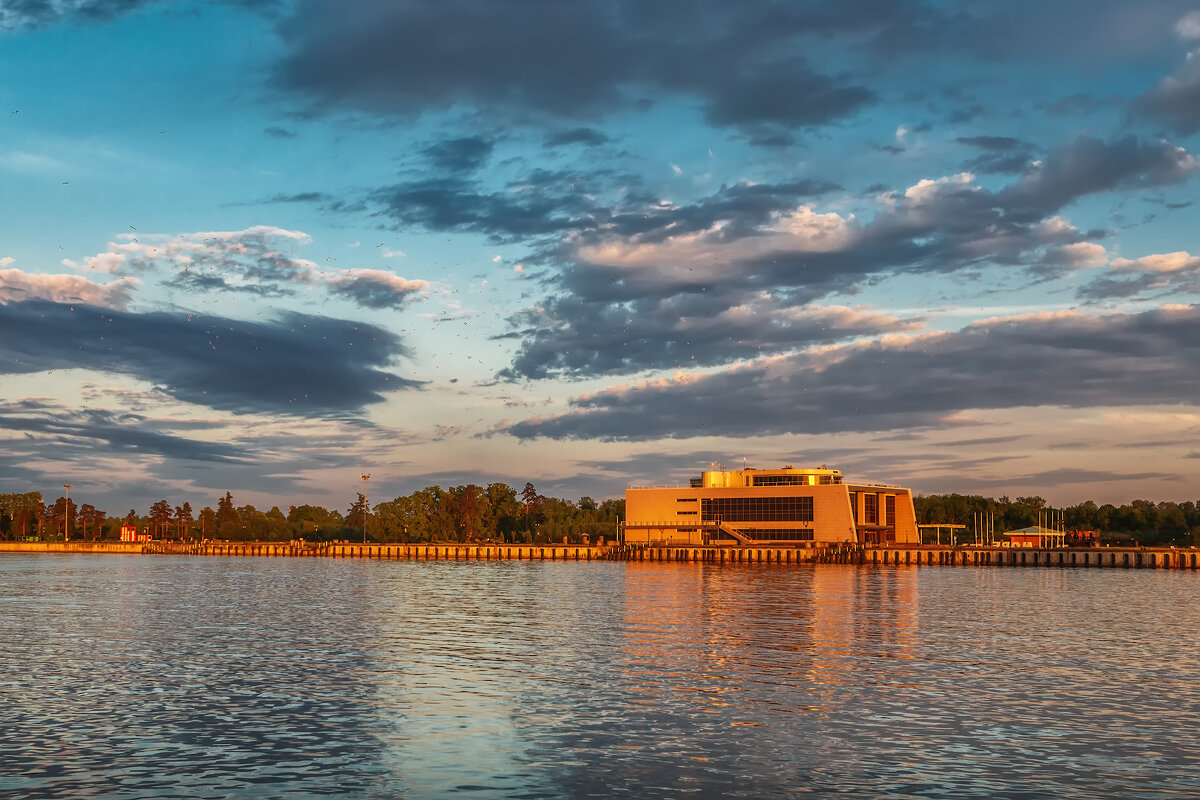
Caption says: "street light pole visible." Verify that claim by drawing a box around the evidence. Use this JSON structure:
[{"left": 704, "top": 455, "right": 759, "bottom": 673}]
[
  {"left": 361, "top": 473, "right": 370, "bottom": 544},
  {"left": 63, "top": 483, "right": 71, "bottom": 542}
]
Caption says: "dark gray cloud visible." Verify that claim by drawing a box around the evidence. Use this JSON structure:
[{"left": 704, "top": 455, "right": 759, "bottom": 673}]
[
  {"left": 544, "top": 128, "right": 611, "bottom": 148},
  {"left": 421, "top": 136, "right": 495, "bottom": 174},
  {"left": 502, "top": 305, "right": 1200, "bottom": 441},
  {"left": 370, "top": 168, "right": 638, "bottom": 243},
  {"left": 957, "top": 135, "right": 1036, "bottom": 174},
  {"left": 274, "top": 0, "right": 881, "bottom": 137},
  {"left": 1133, "top": 49, "right": 1200, "bottom": 135},
  {"left": 995, "top": 135, "right": 1197, "bottom": 222},
  {"left": 0, "top": 299, "right": 418, "bottom": 416},
  {"left": 0, "top": 401, "right": 245, "bottom": 463},
  {"left": 0, "top": 0, "right": 283, "bottom": 28},
  {"left": 497, "top": 294, "right": 918, "bottom": 381},
  {"left": 489, "top": 135, "right": 1194, "bottom": 380},
  {"left": 264, "top": 125, "right": 297, "bottom": 138},
  {"left": 918, "top": 468, "right": 1172, "bottom": 493},
  {"left": 325, "top": 272, "right": 427, "bottom": 309}
]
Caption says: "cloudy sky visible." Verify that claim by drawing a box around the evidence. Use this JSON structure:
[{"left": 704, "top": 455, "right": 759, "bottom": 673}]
[{"left": 3, "top": 0, "right": 1200, "bottom": 514}]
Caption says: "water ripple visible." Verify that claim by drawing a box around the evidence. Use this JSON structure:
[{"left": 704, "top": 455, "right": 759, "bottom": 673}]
[{"left": 0, "top": 555, "right": 1197, "bottom": 798}]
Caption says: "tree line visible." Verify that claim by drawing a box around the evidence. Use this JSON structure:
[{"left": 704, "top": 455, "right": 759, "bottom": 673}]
[
  {"left": 6, "top": 487, "right": 1198, "bottom": 546},
  {"left": 0, "top": 483, "right": 624, "bottom": 545},
  {"left": 914, "top": 494, "right": 1200, "bottom": 546}
]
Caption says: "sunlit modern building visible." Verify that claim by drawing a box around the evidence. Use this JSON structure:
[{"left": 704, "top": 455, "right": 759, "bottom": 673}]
[{"left": 623, "top": 463, "right": 919, "bottom": 547}]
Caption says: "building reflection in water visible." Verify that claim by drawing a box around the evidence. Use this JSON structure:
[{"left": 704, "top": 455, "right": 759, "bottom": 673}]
[{"left": 619, "top": 563, "right": 918, "bottom": 715}]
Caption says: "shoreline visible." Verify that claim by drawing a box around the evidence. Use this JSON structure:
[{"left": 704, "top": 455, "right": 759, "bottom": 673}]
[{"left": 1, "top": 540, "right": 1197, "bottom": 569}]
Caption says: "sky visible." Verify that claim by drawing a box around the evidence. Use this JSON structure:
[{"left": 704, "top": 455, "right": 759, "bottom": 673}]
[{"left": 2, "top": 0, "right": 1200, "bottom": 515}]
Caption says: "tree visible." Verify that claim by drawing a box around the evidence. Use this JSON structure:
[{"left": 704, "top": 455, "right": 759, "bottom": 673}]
[
  {"left": 149, "top": 500, "right": 172, "bottom": 539},
  {"left": 199, "top": 506, "right": 216, "bottom": 539},
  {"left": 521, "top": 482, "right": 541, "bottom": 543},
  {"left": 215, "top": 493, "right": 242, "bottom": 538},
  {"left": 0, "top": 492, "right": 43, "bottom": 540},
  {"left": 286, "top": 504, "right": 344, "bottom": 540},
  {"left": 77, "top": 503, "right": 104, "bottom": 541},
  {"left": 487, "top": 482, "right": 522, "bottom": 542},
  {"left": 450, "top": 484, "right": 487, "bottom": 541},
  {"left": 175, "top": 502, "right": 194, "bottom": 538},
  {"left": 346, "top": 493, "right": 370, "bottom": 541}
]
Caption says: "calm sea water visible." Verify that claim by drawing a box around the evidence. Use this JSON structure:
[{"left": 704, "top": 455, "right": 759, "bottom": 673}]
[{"left": 1, "top": 554, "right": 1198, "bottom": 799}]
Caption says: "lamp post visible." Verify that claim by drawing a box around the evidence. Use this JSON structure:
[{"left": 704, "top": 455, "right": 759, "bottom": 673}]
[
  {"left": 360, "top": 473, "right": 370, "bottom": 544},
  {"left": 63, "top": 483, "right": 71, "bottom": 542}
]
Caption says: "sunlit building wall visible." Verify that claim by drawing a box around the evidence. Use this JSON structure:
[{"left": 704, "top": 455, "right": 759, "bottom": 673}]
[{"left": 624, "top": 465, "right": 918, "bottom": 546}]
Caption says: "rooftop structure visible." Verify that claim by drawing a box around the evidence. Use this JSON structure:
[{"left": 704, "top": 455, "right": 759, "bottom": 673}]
[{"left": 624, "top": 463, "right": 919, "bottom": 547}]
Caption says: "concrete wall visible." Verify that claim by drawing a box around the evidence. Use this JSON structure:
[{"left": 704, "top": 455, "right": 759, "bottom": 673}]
[{"left": 0, "top": 541, "right": 146, "bottom": 554}]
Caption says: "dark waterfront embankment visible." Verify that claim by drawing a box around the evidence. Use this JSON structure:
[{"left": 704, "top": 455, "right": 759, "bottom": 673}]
[{"left": 2, "top": 540, "right": 1198, "bottom": 569}]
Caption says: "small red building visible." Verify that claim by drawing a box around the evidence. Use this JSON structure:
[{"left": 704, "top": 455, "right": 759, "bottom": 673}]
[{"left": 119, "top": 524, "right": 150, "bottom": 542}]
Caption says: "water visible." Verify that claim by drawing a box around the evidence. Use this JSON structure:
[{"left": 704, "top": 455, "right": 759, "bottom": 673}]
[{"left": 1, "top": 555, "right": 1197, "bottom": 799}]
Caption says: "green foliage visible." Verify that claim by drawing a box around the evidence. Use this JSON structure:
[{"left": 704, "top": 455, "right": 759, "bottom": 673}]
[
  {"left": 916, "top": 493, "right": 1200, "bottom": 546},
  {"left": 0, "top": 492, "right": 43, "bottom": 540}
]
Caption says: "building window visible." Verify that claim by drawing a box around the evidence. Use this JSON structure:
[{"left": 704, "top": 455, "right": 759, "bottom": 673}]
[
  {"left": 677, "top": 510, "right": 698, "bottom": 516},
  {"left": 715, "top": 528, "right": 814, "bottom": 541},
  {"left": 676, "top": 497, "right": 697, "bottom": 503},
  {"left": 701, "top": 497, "right": 814, "bottom": 522},
  {"left": 752, "top": 475, "right": 811, "bottom": 486},
  {"left": 886, "top": 495, "right": 896, "bottom": 525},
  {"left": 864, "top": 494, "right": 878, "bottom": 525}
]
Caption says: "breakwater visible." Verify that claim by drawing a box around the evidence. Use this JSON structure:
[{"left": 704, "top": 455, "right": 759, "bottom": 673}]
[{"left": 2, "top": 540, "right": 1199, "bottom": 569}]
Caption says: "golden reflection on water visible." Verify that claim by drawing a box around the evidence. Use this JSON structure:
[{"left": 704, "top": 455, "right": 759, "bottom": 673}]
[
  {"left": 5, "top": 556, "right": 1200, "bottom": 799},
  {"left": 619, "top": 564, "right": 920, "bottom": 721}
]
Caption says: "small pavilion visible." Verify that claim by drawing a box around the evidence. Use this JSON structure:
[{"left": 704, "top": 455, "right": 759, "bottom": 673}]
[{"left": 1003, "top": 525, "right": 1066, "bottom": 548}]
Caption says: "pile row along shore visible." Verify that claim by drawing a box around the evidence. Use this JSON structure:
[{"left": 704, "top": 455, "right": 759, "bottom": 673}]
[{"left": 2, "top": 540, "right": 1199, "bottom": 569}]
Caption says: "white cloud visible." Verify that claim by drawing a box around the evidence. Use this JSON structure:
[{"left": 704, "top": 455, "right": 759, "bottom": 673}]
[
  {"left": 575, "top": 205, "right": 855, "bottom": 275},
  {"left": 0, "top": 268, "right": 136, "bottom": 307},
  {"left": 492, "top": 254, "right": 502, "bottom": 262},
  {"left": 0, "top": 257, "right": 13, "bottom": 268},
  {"left": 381, "top": 247, "right": 407, "bottom": 258},
  {"left": 1054, "top": 242, "right": 1107, "bottom": 268},
  {"left": 1176, "top": 10, "right": 1200, "bottom": 40},
  {"left": 1112, "top": 251, "right": 1200, "bottom": 273},
  {"left": 670, "top": 163, "right": 683, "bottom": 176}
]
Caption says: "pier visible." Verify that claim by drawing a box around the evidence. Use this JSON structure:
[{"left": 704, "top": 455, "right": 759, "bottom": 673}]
[{"left": 2, "top": 540, "right": 1199, "bottom": 568}]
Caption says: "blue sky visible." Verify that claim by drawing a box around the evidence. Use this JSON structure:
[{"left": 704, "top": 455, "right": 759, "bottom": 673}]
[{"left": 3, "top": 0, "right": 1200, "bottom": 515}]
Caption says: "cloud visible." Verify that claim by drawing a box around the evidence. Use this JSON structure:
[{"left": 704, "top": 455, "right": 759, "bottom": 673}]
[
  {"left": 273, "top": 0, "right": 875, "bottom": 137},
  {"left": 77, "top": 226, "right": 428, "bottom": 309},
  {"left": 483, "top": 135, "right": 1195, "bottom": 381},
  {"left": 1134, "top": 50, "right": 1200, "bottom": 135},
  {"left": 502, "top": 305, "right": 1200, "bottom": 441},
  {"left": 0, "top": 0, "right": 284, "bottom": 29},
  {"left": 0, "top": 268, "right": 136, "bottom": 307},
  {"left": 956, "top": 135, "right": 1036, "bottom": 174},
  {"left": 497, "top": 298, "right": 921, "bottom": 380},
  {"left": 421, "top": 136, "right": 495, "bottom": 174},
  {"left": 544, "top": 127, "right": 611, "bottom": 148},
  {"left": 0, "top": 299, "right": 419, "bottom": 416},
  {"left": 1079, "top": 250, "right": 1200, "bottom": 299},
  {"left": 370, "top": 172, "right": 611, "bottom": 243},
  {"left": 325, "top": 270, "right": 428, "bottom": 309},
  {"left": 0, "top": 401, "right": 245, "bottom": 463},
  {"left": 996, "top": 135, "right": 1197, "bottom": 221},
  {"left": 1179, "top": 11, "right": 1200, "bottom": 40}
]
